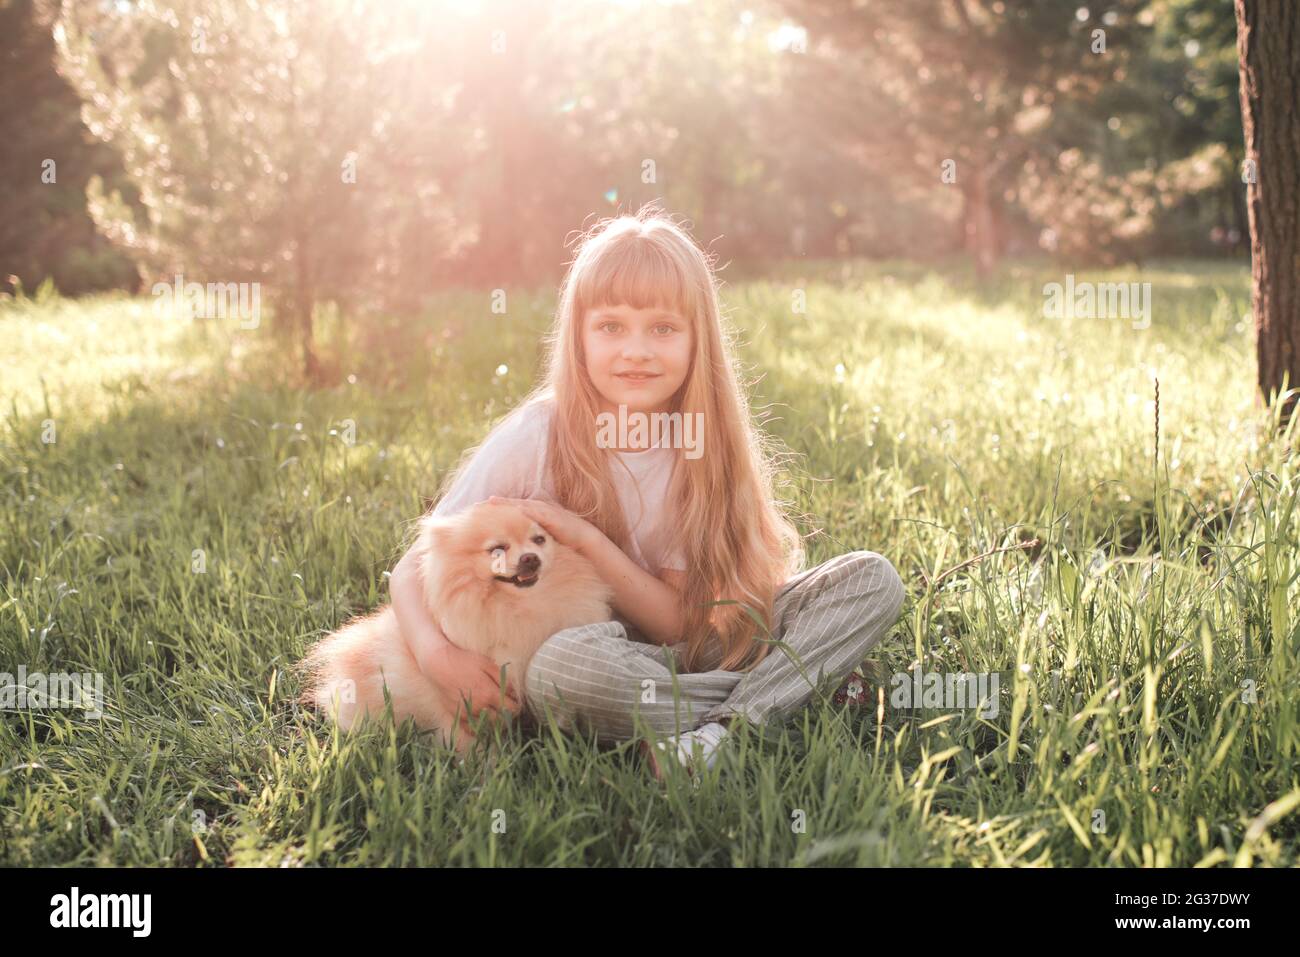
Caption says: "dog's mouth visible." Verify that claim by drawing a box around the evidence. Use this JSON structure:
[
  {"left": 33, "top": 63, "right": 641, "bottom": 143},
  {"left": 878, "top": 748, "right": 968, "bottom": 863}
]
[{"left": 493, "top": 571, "right": 540, "bottom": 588}]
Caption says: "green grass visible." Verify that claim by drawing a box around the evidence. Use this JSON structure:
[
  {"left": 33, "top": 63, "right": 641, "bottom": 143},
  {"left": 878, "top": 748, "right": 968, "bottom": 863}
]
[{"left": 3, "top": 258, "right": 1299, "bottom": 866}]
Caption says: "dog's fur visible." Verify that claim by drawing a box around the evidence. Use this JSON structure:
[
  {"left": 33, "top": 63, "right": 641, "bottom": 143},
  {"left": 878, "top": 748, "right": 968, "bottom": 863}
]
[{"left": 299, "top": 501, "right": 613, "bottom": 753}]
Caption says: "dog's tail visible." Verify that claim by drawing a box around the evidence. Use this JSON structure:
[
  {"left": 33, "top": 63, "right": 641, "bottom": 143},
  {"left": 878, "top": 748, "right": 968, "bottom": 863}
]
[{"left": 296, "top": 618, "right": 378, "bottom": 725}]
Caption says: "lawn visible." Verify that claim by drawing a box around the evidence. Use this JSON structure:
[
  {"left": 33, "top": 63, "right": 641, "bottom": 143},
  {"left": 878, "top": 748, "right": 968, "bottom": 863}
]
[{"left": 3, "top": 258, "right": 1298, "bottom": 866}]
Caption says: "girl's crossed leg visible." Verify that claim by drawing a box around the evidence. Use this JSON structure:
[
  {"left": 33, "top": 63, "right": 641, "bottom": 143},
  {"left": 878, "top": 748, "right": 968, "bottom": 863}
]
[{"left": 522, "top": 550, "right": 906, "bottom": 745}]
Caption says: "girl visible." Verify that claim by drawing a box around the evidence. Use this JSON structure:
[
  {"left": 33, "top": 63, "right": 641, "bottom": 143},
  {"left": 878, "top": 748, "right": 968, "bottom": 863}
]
[{"left": 388, "top": 204, "right": 905, "bottom": 778}]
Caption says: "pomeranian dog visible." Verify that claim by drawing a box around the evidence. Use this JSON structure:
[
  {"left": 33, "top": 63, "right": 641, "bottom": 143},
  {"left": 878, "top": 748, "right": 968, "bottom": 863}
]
[{"left": 299, "top": 500, "right": 612, "bottom": 754}]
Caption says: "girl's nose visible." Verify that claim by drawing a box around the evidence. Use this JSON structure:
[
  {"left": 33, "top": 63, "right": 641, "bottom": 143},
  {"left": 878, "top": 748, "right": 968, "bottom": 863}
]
[{"left": 621, "top": 336, "right": 654, "bottom": 359}]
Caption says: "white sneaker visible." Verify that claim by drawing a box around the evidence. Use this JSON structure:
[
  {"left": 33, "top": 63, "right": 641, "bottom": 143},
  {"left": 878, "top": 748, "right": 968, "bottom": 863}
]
[{"left": 643, "top": 721, "right": 729, "bottom": 782}]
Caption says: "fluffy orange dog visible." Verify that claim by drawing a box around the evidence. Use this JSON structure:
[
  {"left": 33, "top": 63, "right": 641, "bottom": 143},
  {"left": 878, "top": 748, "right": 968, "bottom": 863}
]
[{"left": 299, "top": 500, "right": 612, "bottom": 753}]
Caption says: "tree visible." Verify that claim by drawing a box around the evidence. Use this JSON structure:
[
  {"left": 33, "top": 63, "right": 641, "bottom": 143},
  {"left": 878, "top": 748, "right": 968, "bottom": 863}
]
[
  {"left": 1234, "top": 0, "right": 1300, "bottom": 428},
  {"left": 772, "top": 0, "right": 1155, "bottom": 274},
  {"left": 49, "top": 0, "right": 465, "bottom": 379},
  {"left": 0, "top": 0, "right": 137, "bottom": 295}
]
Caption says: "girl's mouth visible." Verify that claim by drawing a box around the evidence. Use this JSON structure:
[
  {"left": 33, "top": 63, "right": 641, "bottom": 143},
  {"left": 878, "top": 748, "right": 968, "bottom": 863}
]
[
  {"left": 616, "top": 373, "right": 660, "bottom": 382},
  {"left": 494, "top": 572, "right": 539, "bottom": 588}
]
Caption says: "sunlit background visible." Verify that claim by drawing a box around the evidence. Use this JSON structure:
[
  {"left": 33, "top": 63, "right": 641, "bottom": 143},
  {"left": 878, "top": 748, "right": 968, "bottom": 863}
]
[{"left": 6, "top": 0, "right": 1243, "bottom": 311}]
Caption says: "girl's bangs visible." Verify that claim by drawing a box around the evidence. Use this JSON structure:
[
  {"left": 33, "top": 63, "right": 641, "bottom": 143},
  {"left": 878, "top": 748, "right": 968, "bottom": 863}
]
[{"left": 575, "top": 235, "right": 697, "bottom": 321}]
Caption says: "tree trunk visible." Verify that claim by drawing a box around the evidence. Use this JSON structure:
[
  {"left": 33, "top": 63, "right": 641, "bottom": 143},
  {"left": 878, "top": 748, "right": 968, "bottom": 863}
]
[
  {"left": 962, "top": 165, "right": 999, "bottom": 279},
  {"left": 294, "top": 226, "right": 320, "bottom": 382},
  {"left": 1235, "top": 0, "right": 1300, "bottom": 430}
]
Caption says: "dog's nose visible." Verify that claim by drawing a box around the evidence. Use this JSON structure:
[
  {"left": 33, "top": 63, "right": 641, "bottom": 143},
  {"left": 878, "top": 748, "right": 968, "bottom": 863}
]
[{"left": 517, "top": 553, "right": 540, "bottom": 574}]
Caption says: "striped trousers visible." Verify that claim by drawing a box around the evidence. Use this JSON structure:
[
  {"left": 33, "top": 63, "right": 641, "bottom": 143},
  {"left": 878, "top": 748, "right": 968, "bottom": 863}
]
[{"left": 522, "top": 550, "right": 906, "bottom": 744}]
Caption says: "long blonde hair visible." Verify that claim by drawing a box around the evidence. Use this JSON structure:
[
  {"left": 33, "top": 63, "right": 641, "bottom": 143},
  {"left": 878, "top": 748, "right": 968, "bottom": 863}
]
[{"left": 530, "top": 203, "right": 804, "bottom": 671}]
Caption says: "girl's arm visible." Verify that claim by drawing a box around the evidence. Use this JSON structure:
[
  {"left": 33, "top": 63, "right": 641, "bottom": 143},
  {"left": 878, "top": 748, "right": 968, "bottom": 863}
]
[
  {"left": 389, "top": 544, "right": 449, "bottom": 676},
  {"left": 580, "top": 530, "right": 687, "bottom": 646}
]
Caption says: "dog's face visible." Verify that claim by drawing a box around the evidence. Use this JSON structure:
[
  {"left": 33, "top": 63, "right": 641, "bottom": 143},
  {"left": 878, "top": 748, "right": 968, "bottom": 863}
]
[{"left": 421, "top": 501, "right": 558, "bottom": 593}]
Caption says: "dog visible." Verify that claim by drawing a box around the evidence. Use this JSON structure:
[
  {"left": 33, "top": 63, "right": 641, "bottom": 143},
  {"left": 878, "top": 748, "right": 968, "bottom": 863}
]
[{"left": 298, "top": 500, "right": 613, "bottom": 754}]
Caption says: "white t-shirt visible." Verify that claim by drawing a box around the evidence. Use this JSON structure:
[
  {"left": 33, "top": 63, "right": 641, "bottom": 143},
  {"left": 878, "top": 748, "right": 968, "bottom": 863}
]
[{"left": 431, "top": 397, "right": 688, "bottom": 573}]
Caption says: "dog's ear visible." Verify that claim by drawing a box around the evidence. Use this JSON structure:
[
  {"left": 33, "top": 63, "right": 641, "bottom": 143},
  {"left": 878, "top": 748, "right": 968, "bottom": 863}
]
[
  {"left": 413, "top": 515, "right": 455, "bottom": 600},
  {"left": 418, "top": 513, "right": 453, "bottom": 549}
]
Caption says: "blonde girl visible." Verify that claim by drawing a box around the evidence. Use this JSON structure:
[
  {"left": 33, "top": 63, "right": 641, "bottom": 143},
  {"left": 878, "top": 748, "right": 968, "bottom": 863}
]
[{"left": 388, "top": 203, "right": 905, "bottom": 777}]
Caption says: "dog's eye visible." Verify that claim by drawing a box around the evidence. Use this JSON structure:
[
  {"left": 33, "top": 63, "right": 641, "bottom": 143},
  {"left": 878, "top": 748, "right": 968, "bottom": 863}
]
[{"left": 532, "top": 535, "right": 546, "bottom": 545}]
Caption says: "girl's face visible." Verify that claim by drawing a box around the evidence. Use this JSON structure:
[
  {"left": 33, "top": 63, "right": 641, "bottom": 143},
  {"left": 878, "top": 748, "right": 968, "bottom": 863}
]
[{"left": 582, "top": 303, "right": 693, "bottom": 417}]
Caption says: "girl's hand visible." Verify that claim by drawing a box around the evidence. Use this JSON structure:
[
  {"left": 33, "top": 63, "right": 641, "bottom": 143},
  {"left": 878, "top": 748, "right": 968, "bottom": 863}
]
[
  {"left": 487, "top": 496, "right": 600, "bottom": 555},
  {"left": 420, "top": 639, "right": 523, "bottom": 731}
]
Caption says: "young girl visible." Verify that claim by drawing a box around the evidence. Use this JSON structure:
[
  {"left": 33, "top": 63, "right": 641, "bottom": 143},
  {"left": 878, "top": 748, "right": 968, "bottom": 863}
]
[{"left": 388, "top": 205, "right": 905, "bottom": 778}]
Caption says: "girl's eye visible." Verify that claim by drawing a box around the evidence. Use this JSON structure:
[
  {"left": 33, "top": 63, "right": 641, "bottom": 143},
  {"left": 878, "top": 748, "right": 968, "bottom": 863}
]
[
  {"left": 654, "top": 324, "right": 676, "bottom": 335},
  {"left": 599, "top": 321, "right": 620, "bottom": 333},
  {"left": 532, "top": 535, "right": 546, "bottom": 545},
  {"left": 489, "top": 546, "right": 507, "bottom": 557}
]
